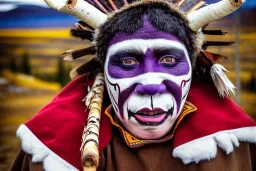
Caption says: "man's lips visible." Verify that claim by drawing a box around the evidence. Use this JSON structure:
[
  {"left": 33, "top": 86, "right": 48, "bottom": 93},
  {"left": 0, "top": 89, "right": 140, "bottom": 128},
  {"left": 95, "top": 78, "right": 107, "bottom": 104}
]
[
  {"left": 128, "top": 108, "right": 173, "bottom": 126},
  {"left": 136, "top": 108, "right": 165, "bottom": 115},
  {"left": 134, "top": 113, "right": 167, "bottom": 123}
]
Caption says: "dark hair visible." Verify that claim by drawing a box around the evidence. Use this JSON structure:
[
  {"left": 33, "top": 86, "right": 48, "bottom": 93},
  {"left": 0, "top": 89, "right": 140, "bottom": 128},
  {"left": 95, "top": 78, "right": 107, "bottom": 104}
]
[{"left": 94, "top": 1, "right": 200, "bottom": 68}]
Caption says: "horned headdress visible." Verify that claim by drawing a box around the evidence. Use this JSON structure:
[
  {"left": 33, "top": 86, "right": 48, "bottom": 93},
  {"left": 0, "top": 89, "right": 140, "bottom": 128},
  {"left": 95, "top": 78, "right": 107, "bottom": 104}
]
[{"left": 44, "top": 0, "right": 245, "bottom": 170}]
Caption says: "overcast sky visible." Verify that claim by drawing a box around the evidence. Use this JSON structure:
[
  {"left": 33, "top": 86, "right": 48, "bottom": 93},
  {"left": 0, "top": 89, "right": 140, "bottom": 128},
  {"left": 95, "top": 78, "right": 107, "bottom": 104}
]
[{"left": 0, "top": 0, "right": 255, "bottom": 12}]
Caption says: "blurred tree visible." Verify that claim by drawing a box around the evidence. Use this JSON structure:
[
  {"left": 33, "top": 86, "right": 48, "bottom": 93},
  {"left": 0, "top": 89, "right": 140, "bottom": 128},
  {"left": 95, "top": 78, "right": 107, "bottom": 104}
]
[
  {"left": 8, "top": 57, "right": 18, "bottom": 72},
  {"left": 20, "top": 52, "right": 31, "bottom": 75},
  {"left": 56, "top": 58, "right": 70, "bottom": 87},
  {"left": 249, "top": 73, "right": 256, "bottom": 92}
]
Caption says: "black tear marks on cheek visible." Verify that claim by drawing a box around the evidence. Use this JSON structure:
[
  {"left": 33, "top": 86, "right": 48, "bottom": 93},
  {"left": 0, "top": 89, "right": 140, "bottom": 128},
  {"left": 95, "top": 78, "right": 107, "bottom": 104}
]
[
  {"left": 180, "top": 77, "right": 191, "bottom": 87},
  {"left": 105, "top": 76, "right": 120, "bottom": 113},
  {"left": 151, "top": 96, "right": 154, "bottom": 109},
  {"left": 180, "top": 77, "right": 192, "bottom": 101},
  {"left": 182, "top": 89, "right": 189, "bottom": 101},
  {"left": 127, "top": 105, "right": 132, "bottom": 120}
]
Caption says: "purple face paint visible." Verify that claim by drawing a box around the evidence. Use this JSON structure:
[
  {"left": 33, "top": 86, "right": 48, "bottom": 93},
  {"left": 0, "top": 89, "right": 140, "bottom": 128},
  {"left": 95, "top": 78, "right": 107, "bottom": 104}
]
[
  {"left": 108, "top": 16, "right": 182, "bottom": 47},
  {"left": 108, "top": 48, "right": 190, "bottom": 78},
  {"left": 135, "top": 83, "right": 166, "bottom": 96},
  {"left": 117, "top": 80, "right": 182, "bottom": 118},
  {"left": 104, "top": 14, "right": 192, "bottom": 139}
]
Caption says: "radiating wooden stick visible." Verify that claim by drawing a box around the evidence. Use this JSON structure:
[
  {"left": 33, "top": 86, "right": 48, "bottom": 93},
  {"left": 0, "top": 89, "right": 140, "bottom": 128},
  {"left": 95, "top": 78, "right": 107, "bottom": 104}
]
[
  {"left": 93, "top": 0, "right": 109, "bottom": 13},
  {"left": 202, "top": 30, "right": 228, "bottom": 36},
  {"left": 108, "top": 0, "right": 118, "bottom": 10},
  {"left": 188, "top": 1, "right": 205, "bottom": 13},
  {"left": 62, "top": 46, "right": 96, "bottom": 61},
  {"left": 123, "top": 0, "right": 128, "bottom": 5},
  {"left": 177, "top": 0, "right": 185, "bottom": 8},
  {"left": 81, "top": 73, "right": 105, "bottom": 171}
]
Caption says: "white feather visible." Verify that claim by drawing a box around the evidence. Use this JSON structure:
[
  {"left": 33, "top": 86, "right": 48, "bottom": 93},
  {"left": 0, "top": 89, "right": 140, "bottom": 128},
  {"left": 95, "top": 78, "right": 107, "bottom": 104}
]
[{"left": 210, "top": 64, "right": 236, "bottom": 98}]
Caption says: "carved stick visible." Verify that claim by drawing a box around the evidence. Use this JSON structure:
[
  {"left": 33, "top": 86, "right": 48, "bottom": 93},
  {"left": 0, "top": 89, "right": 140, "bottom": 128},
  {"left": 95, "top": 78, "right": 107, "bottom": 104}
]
[{"left": 81, "top": 73, "right": 105, "bottom": 171}]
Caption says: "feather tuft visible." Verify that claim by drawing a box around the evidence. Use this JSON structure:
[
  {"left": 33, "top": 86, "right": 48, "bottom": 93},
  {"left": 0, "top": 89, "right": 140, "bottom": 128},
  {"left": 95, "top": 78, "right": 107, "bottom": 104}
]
[
  {"left": 210, "top": 64, "right": 236, "bottom": 98},
  {"left": 62, "top": 49, "right": 75, "bottom": 61}
]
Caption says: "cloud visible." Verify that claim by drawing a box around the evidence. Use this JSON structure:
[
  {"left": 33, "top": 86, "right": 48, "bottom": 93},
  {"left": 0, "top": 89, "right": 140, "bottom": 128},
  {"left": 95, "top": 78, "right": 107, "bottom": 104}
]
[
  {"left": 0, "top": 0, "right": 48, "bottom": 11},
  {"left": 0, "top": 4, "right": 17, "bottom": 12}
]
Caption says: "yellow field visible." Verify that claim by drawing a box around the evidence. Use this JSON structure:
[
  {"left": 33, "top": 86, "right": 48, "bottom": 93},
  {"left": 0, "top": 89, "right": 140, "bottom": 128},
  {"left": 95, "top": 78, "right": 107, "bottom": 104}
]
[
  {"left": 2, "top": 70, "right": 61, "bottom": 91},
  {"left": 0, "top": 28, "right": 72, "bottom": 39}
]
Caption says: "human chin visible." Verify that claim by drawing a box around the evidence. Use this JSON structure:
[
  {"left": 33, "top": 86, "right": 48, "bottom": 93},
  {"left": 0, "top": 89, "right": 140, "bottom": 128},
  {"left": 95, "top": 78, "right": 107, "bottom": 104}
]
[{"left": 116, "top": 93, "right": 179, "bottom": 140}]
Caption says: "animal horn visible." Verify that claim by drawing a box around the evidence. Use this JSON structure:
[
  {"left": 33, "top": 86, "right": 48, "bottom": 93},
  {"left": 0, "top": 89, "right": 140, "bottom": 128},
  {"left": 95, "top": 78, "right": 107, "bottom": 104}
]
[
  {"left": 44, "top": 0, "right": 107, "bottom": 28},
  {"left": 188, "top": 0, "right": 245, "bottom": 31}
]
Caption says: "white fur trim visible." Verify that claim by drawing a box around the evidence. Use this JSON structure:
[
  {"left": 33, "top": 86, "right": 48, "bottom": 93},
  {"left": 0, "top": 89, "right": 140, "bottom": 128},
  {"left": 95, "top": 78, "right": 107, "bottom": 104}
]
[
  {"left": 17, "top": 124, "right": 78, "bottom": 171},
  {"left": 173, "top": 126, "right": 256, "bottom": 164}
]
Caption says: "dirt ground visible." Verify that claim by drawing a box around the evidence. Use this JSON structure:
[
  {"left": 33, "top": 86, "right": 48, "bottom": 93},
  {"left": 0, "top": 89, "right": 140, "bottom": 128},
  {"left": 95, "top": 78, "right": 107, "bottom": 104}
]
[{"left": 0, "top": 90, "right": 57, "bottom": 170}]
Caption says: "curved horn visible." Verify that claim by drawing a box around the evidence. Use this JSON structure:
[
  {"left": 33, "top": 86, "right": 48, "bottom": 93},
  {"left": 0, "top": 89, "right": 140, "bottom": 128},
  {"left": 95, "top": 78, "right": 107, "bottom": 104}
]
[
  {"left": 44, "top": 0, "right": 107, "bottom": 28},
  {"left": 188, "top": 0, "right": 245, "bottom": 31}
]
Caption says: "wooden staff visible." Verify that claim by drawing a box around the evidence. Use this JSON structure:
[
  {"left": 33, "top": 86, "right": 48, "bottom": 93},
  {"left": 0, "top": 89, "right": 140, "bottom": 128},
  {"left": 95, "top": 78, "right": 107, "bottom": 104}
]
[{"left": 80, "top": 72, "right": 105, "bottom": 171}]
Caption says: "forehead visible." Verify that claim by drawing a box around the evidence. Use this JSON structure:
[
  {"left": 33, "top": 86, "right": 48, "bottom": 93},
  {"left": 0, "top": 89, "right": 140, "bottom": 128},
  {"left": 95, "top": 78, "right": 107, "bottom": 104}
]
[
  {"left": 107, "top": 39, "right": 187, "bottom": 57},
  {"left": 108, "top": 16, "right": 183, "bottom": 48}
]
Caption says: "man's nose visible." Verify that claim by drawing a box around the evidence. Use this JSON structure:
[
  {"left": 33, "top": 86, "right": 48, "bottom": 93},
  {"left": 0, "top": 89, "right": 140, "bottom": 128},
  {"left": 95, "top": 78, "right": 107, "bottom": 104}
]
[{"left": 135, "top": 83, "right": 166, "bottom": 96}]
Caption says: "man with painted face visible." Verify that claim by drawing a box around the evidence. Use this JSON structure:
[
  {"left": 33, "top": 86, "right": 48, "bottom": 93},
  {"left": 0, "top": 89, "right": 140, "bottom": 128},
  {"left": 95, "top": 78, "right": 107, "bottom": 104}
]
[
  {"left": 12, "top": 0, "right": 256, "bottom": 171},
  {"left": 104, "top": 18, "right": 194, "bottom": 140}
]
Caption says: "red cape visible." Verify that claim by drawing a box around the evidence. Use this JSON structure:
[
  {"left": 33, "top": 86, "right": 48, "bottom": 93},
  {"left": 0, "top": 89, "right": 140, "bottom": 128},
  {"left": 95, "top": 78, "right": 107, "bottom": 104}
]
[{"left": 17, "top": 75, "right": 256, "bottom": 170}]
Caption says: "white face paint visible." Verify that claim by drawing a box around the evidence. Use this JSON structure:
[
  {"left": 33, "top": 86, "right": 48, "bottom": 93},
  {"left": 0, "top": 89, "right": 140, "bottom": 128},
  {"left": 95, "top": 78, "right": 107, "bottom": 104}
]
[{"left": 105, "top": 39, "right": 192, "bottom": 139}]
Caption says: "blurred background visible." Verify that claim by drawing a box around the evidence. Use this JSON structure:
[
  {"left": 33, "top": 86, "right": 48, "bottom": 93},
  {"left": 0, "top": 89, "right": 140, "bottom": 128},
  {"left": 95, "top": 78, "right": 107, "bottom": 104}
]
[{"left": 0, "top": 0, "right": 255, "bottom": 170}]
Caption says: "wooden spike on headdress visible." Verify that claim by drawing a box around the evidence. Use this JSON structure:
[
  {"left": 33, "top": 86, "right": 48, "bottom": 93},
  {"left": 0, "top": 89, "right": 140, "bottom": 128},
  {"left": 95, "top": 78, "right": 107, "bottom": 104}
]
[
  {"left": 92, "top": 0, "right": 109, "bottom": 13},
  {"left": 62, "top": 46, "right": 96, "bottom": 61},
  {"left": 70, "top": 21, "right": 95, "bottom": 41},
  {"left": 202, "top": 41, "right": 234, "bottom": 50},
  {"left": 108, "top": 0, "right": 118, "bottom": 10},
  {"left": 177, "top": 0, "right": 185, "bottom": 8},
  {"left": 69, "top": 58, "right": 102, "bottom": 80},
  {"left": 180, "top": 0, "right": 201, "bottom": 12},
  {"left": 123, "top": 0, "right": 128, "bottom": 5},
  {"left": 202, "top": 30, "right": 228, "bottom": 36},
  {"left": 188, "top": 1, "right": 205, "bottom": 13}
]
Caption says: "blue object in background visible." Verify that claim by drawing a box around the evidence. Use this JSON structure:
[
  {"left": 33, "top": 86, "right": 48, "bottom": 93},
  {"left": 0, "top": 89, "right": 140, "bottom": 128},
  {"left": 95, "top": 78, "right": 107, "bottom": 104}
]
[{"left": 0, "top": 0, "right": 255, "bottom": 28}]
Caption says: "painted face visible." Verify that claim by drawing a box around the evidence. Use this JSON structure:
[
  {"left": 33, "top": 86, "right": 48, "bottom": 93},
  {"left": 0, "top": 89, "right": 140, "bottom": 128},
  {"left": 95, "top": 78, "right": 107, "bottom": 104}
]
[{"left": 104, "top": 16, "right": 192, "bottom": 140}]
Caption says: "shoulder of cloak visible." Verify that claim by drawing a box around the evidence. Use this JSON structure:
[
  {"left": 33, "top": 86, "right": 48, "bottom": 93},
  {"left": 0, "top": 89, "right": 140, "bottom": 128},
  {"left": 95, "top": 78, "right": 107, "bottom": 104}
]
[
  {"left": 173, "top": 79, "right": 256, "bottom": 164},
  {"left": 16, "top": 74, "right": 112, "bottom": 171}
]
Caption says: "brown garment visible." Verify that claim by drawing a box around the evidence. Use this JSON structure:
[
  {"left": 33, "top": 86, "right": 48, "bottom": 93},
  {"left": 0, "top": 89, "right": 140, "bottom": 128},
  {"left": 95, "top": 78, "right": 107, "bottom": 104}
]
[
  {"left": 10, "top": 150, "right": 44, "bottom": 171},
  {"left": 98, "top": 130, "right": 255, "bottom": 171},
  {"left": 10, "top": 137, "right": 256, "bottom": 171}
]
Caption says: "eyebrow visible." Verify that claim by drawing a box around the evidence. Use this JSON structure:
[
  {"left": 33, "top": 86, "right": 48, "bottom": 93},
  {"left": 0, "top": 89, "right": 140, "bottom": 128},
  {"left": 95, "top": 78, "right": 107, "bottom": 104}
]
[
  {"left": 110, "top": 49, "right": 144, "bottom": 60},
  {"left": 153, "top": 47, "right": 186, "bottom": 58}
]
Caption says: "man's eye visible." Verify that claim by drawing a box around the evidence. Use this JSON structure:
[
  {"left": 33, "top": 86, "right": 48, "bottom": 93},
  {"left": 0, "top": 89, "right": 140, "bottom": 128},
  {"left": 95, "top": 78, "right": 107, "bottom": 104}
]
[
  {"left": 122, "top": 58, "right": 138, "bottom": 65},
  {"left": 159, "top": 56, "right": 176, "bottom": 64}
]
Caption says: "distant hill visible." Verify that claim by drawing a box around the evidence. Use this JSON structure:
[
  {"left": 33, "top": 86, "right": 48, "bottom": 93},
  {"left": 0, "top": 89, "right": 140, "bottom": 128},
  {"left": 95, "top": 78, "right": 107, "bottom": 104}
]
[{"left": 0, "top": 5, "right": 78, "bottom": 28}]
